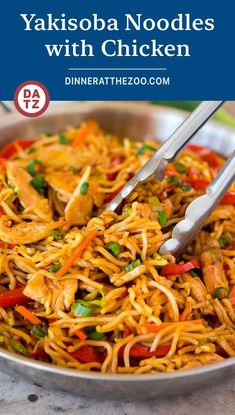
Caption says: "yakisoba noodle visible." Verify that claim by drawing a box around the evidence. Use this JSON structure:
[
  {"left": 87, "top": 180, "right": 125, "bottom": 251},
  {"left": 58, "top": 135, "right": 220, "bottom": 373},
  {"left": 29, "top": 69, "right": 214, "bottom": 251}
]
[{"left": 0, "top": 119, "right": 235, "bottom": 374}]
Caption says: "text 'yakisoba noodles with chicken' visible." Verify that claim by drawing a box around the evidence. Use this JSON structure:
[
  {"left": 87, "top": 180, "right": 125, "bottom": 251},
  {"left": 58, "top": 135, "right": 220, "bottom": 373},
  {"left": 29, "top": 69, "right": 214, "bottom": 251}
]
[{"left": 0, "top": 120, "right": 235, "bottom": 374}]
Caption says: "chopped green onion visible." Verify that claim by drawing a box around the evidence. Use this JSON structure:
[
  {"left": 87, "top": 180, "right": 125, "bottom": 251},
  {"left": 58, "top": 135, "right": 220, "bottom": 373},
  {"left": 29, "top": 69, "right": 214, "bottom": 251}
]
[
  {"left": 59, "top": 133, "right": 69, "bottom": 144},
  {"left": 87, "top": 329, "right": 104, "bottom": 340},
  {"left": 68, "top": 166, "right": 78, "bottom": 174},
  {"left": 9, "top": 340, "right": 27, "bottom": 356},
  {"left": 44, "top": 131, "right": 53, "bottom": 137},
  {"left": 74, "top": 302, "right": 94, "bottom": 317},
  {"left": 189, "top": 270, "right": 199, "bottom": 278},
  {"left": 50, "top": 228, "right": 65, "bottom": 241},
  {"left": 136, "top": 144, "right": 157, "bottom": 156},
  {"left": 181, "top": 184, "right": 191, "bottom": 191},
  {"left": 30, "top": 176, "right": 47, "bottom": 195},
  {"left": 27, "top": 147, "right": 36, "bottom": 154},
  {"left": 83, "top": 290, "right": 105, "bottom": 307},
  {"left": 167, "top": 176, "right": 182, "bottom": 186},
  {"left": 173, "top": 161, "right": 187, "bottom": 174},
  {"left": 218, "top": 233, "right": 232, "bottom": 249},
  {"left": 213, "top": 286, "right": 229, "bottom": 300},
  {"left": 73, "top": 295, "right": 105, "bottom": 317},
  {"left": 106, "top": 242, "right": 121, "bottom": 257},
  {"left": 125, "top": 207, "right": 131, "bottom": 217},
  {"left": 80, "top": 181, "right": 89, "bottom": 195},
  {"left": 0, "top": 335, "right": 4, "bottom": 343},
  {"left": 32, "top": 322, "right": 47, "bottom": 338},
  {"left": 18, "top": 203, "right": 25, "bottom": 212},
  {"left": 158, "top": 211, "right": 167, "bottom": 226},
  {"left": 148, "top": 196, "right": 160, "bottom": 206},
  {"left": 26, "top": 159, "right": 42, "bottom": 176},
  {"left": 124, "top": 259, "right": 141, "bottom": 272},
  {"left": 83, "top": 299, "right": 103, "bottom": 307},
  {"left": 49, "top": 264, "right": 62, "bottom": 273}
]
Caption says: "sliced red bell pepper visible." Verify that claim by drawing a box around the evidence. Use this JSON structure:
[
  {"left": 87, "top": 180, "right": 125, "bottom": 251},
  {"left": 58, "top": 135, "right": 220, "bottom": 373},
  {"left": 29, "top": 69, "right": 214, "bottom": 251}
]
[
  {"left": 31, "top": 348, "right": 48, "bottom": 359},
  {"left": 187, "top": 144, "right": 221, "bottom": 169},
  {"left": 107, "top": 157, "right": 122, "bottom": 181},
  {"left": 185, "top": 178, "right": 210, "bottom": 191},
  {"left": 0, "top": 139, "right": 36, "bottom": 159},
  {"left": 185, "top": 182, "right": 235, "bottom": 203},
  {"left": 220, "top": 192, "right": 235, "bottom": 205},
  {"left": 118, "top": 344, "right": 170, "bottom": 359},
  {"left": 161, "top": 260, "right": 200, "bottom": 277},
  {"left": 123, "top": 326, "right": 131, "bottom": 337},
  {"left": 227, "top": 240, "right": 235, "bottom": 250},
  {"left": 48, "top": 318, "right": 57, "bottom": 323},
  {"left": 0, "top": 286, "right": 30, "bottom": 308},
  {"left": 70, "top": 346, "right": 103, "bottom": 363}
]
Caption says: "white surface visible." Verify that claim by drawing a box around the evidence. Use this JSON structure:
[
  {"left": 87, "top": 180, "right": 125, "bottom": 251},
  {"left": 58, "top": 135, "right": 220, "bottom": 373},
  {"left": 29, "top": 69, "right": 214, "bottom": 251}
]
[{"left": 0, "top": 369, "right": 235, "bottom": 415}]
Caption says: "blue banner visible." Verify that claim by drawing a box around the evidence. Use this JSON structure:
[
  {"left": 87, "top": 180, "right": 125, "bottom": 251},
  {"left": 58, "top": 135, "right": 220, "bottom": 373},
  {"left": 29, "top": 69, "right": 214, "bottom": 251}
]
[{"left": 0, "top": 0, "right": 234, "bottom": 100}]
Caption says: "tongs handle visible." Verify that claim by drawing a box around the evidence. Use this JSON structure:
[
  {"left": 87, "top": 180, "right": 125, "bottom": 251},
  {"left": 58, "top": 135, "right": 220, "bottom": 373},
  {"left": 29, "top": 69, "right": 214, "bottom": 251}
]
[
  {"left": 106, "top": 101, "right": 224, "bottom": 212},
  {"left": 159, "top": 149, "right": 235, "bottom": 257},
  {"left": 160, "top": 101, "right": 224, "bottom": 160}
]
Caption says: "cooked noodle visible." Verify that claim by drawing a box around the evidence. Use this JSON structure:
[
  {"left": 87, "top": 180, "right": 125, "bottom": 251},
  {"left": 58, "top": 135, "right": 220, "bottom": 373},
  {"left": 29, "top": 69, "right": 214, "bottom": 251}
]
[{"left": 0, "top": 119, "right": 235, "bottom": 374}]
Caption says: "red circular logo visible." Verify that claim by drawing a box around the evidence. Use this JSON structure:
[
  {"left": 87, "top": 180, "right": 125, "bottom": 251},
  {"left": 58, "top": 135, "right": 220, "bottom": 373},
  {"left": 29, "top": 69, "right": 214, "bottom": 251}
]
[{"left": 14, "top": 81, "right": 50, "bottom": 117}]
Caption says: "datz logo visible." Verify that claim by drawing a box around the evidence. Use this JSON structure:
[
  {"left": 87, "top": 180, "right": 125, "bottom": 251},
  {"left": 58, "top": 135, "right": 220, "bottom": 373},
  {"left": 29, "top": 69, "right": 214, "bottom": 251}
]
[
  {"left": 19, "top": 13, "right": 215, "bottom": 58},
  {"left": 14, "top": 81, "right": 50, "bottom": 117}
]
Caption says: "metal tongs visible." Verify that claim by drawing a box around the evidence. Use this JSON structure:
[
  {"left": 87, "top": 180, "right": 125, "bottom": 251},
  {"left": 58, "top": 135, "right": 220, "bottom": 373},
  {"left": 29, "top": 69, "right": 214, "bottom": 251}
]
[{"left": 106, "top": 101, "right": 235, "bottom": 257}]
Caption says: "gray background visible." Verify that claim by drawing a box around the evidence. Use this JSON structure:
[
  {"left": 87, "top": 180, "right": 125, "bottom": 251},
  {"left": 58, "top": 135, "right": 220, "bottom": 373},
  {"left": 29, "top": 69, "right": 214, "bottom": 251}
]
[{"left": 1, "top": 369, "right": 235, "bottom": 415}]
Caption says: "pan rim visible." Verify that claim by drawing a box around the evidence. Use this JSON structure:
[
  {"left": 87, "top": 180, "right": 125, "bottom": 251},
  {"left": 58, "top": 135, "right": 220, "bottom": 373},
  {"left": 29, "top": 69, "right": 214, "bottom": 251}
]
[{"left": 0, "top": 100, "right": 235, "bottom": 382}]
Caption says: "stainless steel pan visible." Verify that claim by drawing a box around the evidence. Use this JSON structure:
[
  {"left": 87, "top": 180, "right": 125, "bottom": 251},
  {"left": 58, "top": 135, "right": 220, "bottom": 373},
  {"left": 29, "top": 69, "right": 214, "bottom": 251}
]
[{"left": 0, "top": 102, "right": 235, "bottom": 400}]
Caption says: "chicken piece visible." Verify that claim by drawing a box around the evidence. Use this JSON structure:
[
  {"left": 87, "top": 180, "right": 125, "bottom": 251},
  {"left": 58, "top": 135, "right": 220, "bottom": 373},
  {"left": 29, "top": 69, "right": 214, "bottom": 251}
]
[
  {"left": 46, "top": 171, "right": 78, "bottom": 203},
  {"left": 24, "top": 275, "right": 50, "bottom": 308},
  {"left": 0, "top": 215, "right": 64, "bottom": 244},
  {"left": 182, "top": 272, "right": 208, "bottom": 303},
  {"left": 6, "top": 162, "right": 52, "bottom": 220},
  {"left": 49, "top": 278, "right": 78, "bottom": 311},
  {"left": 65, "top": 166, "right": 93, "bottom": 225},
  {"left": 24, "top": 274, "right": 78, "bottom": 311},
  {"left": 201, "top": 248, "right": 229, "bottom": 295},
  {"left": 89, "top": 178, "right": 104, "bottom": 208},
  {"left": 30, "top": 144, "right": 94, "bottom": 170},
  {"left": 194, "top": 231, "right": 219, "bottom": 256}
]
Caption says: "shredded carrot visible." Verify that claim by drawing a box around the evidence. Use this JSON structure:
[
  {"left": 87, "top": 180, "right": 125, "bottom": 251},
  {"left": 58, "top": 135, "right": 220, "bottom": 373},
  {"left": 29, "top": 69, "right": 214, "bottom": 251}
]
[
  {"left": 165, "top": 163, "right": 186, "bottom": 179},
  {"left": 136, "top": 320, "right": 203, "bottom": 335},
  {"left": 229, "top": 286, "right": 235, "bottom": 306},
  {"left": 16, "top": 305, "right": 41, "bottom": 325},
  {"left": 55, "top": 229, "right": 98, "bottom": 278},
  {"left": 74, "top": 329, "right": 87, "bottom": 342},
  {"left": 180, "top": 304, "right": 192, "bottom": 321},
  {"left": 229, "top": 285, "right": 235, "bottom": 299},
  {"left": 72, "top": 129, "right": 88, "bottom": 148}
]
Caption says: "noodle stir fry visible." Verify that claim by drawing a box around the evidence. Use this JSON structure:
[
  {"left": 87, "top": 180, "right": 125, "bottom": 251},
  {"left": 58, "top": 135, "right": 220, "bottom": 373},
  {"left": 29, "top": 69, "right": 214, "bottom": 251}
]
[{"left": 0, "top": 120, "right": 235, "bottom": 374}]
